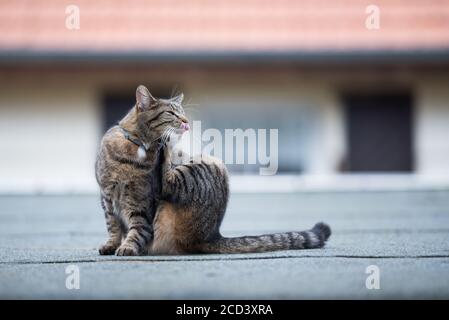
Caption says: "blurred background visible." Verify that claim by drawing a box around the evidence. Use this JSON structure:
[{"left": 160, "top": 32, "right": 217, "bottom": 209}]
[
  {"left": 0, "top": 0, "right": 449, "bottom": 194},
  {"left": 1, "top": 0, "right": 449, "bottom": 299}
]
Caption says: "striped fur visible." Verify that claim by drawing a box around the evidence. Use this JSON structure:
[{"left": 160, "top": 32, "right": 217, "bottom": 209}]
[
  {"left": 96, "top": 85, "right": 331, "bottom": 256},
  {"left": 96, "top": 85, "right": 185, "bottom": 256},
  {"left": 151, "top": 149, "right": 331, "bottom": 254},
  {"left": 196, "top": 223, "right": 332, "bottom": 254}
]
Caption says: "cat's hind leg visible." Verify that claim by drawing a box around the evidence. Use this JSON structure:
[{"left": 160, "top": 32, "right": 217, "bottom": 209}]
[{"left": 149, "top": 202, "right": 182, "bottom": 255}]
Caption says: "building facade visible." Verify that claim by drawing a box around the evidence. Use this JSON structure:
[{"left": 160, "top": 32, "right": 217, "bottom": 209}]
[{"left": 1, "top": 1, "right": 449, "bottom": 193}]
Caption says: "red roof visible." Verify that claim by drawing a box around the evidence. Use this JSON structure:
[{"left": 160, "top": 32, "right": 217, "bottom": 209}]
[{"left": 1, "top": 0, "right": 449, "bottom": 53}]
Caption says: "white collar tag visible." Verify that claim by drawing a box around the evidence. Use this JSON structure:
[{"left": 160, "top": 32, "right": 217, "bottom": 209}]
[{"left": 137, "top": 146, "right": 147, "bottom": 159}]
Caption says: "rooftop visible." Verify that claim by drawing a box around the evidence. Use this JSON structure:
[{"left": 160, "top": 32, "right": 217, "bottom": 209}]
[{"left": 1, "top": 0, "right": 449, "bottom": 55}]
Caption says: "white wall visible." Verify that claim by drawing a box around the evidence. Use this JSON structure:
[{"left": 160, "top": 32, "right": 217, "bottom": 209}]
[
  {"left": 182, "top": 75, "right": 345, "bottom": 175},
  {"left": 0, "top": 68, "right": 448, "bottom": 193},
  {"left": 0, "top": 71, "right": 347, "bottom": 193},
  {"left": 415, "top": 78, "right": 449, "bottom": 176},
  {"left": 0, "top": 82, "right": 100, "bottom": 193}
]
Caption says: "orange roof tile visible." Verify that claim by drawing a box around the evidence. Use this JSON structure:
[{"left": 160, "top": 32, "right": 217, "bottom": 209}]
[{"left": 0, "top": 0, "right": 448, "bottom": 53}]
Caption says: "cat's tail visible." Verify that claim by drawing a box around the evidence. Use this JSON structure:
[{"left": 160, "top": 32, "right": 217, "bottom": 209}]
[{"left": 197, "top": 222, "right": 331, "bottom": 254}]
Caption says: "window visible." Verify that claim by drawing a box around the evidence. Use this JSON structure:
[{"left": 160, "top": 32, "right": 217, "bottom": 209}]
[{"left": 344, "top": 93, "right": 414, "bottom": 172}]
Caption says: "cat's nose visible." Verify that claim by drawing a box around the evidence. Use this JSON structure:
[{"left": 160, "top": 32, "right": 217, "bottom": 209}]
[
  {"left": 180, "top": 122, "right": 190, "bottom": 131},
  {"left": 180, "top": 116, "right": 189, "bottom": 131}
]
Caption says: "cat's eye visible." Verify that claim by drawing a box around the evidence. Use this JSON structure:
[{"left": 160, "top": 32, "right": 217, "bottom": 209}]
[{"left": 164, "top": 110, "right": 177, "bottom": 116}]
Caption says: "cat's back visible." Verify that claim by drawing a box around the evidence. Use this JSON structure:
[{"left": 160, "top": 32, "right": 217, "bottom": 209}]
[
  {"left": 96, "top": 126, "right": 120, "bottom": 165},
  {"left": 95, "top": 126, "right": 116, "bottom": 184},
  {"left": 99, "top": 126, "right": 122, "bottom": 154},
  {"left": 95, "top": 125, "right": 136, "bottom": 186}
]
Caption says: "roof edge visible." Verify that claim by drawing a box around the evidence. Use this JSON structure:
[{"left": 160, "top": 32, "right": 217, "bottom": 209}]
[{"left": 1, "top": 49, "right": 449, "bottom": 64}]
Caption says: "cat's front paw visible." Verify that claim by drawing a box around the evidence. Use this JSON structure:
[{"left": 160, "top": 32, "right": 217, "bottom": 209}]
[
  {"left": 99, "top": 243, "right": 119, "bottom": 255},
  {"left": 115, "top": 244, "right": 139, "bottom": 256}
]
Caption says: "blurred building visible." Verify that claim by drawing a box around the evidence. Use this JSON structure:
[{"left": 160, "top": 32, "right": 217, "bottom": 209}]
[{"left": 0, "top": 0, "right": 449, "bottom": 193}]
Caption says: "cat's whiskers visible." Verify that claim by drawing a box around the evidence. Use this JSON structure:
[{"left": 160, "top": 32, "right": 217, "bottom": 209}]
[
  {"left": 160, "top": 129, "right": 169, "bottom": 146},
  {"left": 155, "top": 128, "right": 170, "bottom": 149},
  {"left": 154, "top": 127, "right": 169, "bottom": 144},
  {"left": 170, "top": 85, "right": 181, "bottom": 99},
  {"left": 159, "top": 127, "right": 175, "bottom": 148},
  {"left": 167, "top": 127, "right": 176, "bottom": 143}
]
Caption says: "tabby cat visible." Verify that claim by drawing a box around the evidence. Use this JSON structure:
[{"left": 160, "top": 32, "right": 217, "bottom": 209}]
[{"left": 95, "top": 85, "right": 331, "bottom": 256}]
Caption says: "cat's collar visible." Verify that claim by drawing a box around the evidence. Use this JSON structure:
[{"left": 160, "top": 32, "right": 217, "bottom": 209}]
[{"left": 119, "top": 127, "right": 149, "bottom": 151}]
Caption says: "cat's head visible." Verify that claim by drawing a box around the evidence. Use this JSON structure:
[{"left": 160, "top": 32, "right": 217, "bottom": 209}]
[{"left": 132, "top": 85, "right": 189, "bottom": 145}]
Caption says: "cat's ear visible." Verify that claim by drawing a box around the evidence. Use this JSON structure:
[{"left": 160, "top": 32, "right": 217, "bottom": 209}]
[
  {"left": 136, "top": 85, "right": 155, "bottom": 111},
  {"left": 172, "top": 93, "right": 184, "bottom": 105}
]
